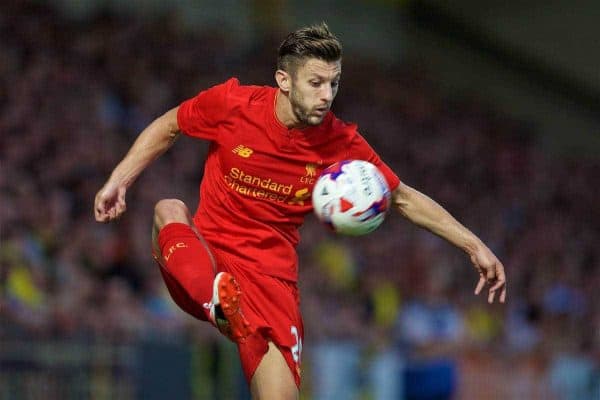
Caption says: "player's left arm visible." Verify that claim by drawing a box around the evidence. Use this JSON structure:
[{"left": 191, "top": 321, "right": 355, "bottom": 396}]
[{"left": 392, "top": 182, "right": 507, "bottom": 304}]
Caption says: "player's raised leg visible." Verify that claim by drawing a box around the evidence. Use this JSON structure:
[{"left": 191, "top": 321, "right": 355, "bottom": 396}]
[
  {"left": 250, "top": 342, "right": 299, "bottom": 400},
  {"left": 152, "top": 198, "right": 216, "bottom": 321},
  {"left": 152, "top": 199, "right": 253, "bottom": 341}
]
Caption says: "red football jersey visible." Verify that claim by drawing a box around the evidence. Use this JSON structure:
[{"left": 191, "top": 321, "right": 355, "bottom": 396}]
[{"left": 177, "top": 78, "right": 400, "bottom": 281}]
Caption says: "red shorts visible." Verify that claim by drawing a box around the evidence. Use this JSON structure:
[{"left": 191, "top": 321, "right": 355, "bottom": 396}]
[
  {"left": 155, "top": 226, "right": 303, "bottom": 387},
  {"left": 218, "top": 253, "right": 304, "bottom": 387}
]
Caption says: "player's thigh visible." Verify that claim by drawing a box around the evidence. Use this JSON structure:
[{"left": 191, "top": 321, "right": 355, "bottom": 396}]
[
  {"left": 230, "top": 264, "right": 304, "bottom": 386},
  {"left": 250, "top": 341, "right": 299, "bottom": 400}
]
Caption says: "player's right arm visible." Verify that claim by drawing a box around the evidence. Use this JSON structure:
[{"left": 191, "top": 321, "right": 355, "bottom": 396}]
[{"left": 94, "top": 107, "right": 180, "bottom": 223}]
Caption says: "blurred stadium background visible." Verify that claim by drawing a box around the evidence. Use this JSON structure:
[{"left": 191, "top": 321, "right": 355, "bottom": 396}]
[{"left": 1, "top": 1, "right": 598, "bottom": 399}]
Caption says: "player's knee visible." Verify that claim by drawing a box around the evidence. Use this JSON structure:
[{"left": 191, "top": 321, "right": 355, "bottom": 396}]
[{"left": 153, "top": 199, "right": 190, "bottom": 229}]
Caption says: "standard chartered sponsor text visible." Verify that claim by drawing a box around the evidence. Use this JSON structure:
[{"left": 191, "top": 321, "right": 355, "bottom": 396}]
[{"left": 225, "top": 167, "right": 293, "bottom": 202}]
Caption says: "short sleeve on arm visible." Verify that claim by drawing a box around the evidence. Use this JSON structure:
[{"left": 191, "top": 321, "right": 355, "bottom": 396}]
[
  {"left": 349, "top": 132, "right": 401, "bottom": 191},
  {"left": 177, "top": 78, "right": 239, "bottom": 141}
]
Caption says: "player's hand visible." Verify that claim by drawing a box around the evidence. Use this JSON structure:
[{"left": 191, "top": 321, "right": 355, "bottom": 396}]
[
  {"left": 94, "top": 182, "right": 127, "bottom": 223},
  {"left": 470, "top": 244, "right": 507, "bottom": 304}
]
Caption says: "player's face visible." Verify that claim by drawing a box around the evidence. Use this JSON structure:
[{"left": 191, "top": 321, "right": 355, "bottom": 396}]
[{"left": 289, "top": 58, "right": 341, "bottom": 126}]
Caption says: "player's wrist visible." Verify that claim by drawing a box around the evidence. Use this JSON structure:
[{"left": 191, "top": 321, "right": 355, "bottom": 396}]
[
  {"left": 461, "top": 235, "right": 485, "bottom": 257},
  {"left": 108, "top": 169, "right": 135, "bottom": 190}
]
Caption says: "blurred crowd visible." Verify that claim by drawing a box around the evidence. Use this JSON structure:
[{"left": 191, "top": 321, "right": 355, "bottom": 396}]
[{"left": 1, "top": 2, "right": 599, "bottom": 399}]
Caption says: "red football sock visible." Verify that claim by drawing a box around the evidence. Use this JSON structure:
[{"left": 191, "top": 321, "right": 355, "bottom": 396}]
[{"left": 156, "top": 222, "right": 216, "bottom": 321}]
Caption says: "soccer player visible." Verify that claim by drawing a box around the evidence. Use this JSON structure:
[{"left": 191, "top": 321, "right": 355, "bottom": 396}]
[{"left": 94, "top": 23, "right": 506, "bottom": 399}]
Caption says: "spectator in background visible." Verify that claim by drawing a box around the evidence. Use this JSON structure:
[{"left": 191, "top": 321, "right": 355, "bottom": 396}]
[{"left": 303, "top": 237, "right": 365, "bottom": 400}]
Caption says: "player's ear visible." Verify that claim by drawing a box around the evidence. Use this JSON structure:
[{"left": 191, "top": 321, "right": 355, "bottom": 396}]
[{"left": 275, "top": 70, "right": 291, "bottom": 93}]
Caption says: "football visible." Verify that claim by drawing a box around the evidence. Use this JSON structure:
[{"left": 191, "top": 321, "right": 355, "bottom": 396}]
[{"left": 312, "top": 160, "right": 391, "bottom": 236}]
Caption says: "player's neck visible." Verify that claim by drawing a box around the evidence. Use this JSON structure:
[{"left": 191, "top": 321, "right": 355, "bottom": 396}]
[{"left": 275, "top": 89, "right": 306, "bottom": 130}]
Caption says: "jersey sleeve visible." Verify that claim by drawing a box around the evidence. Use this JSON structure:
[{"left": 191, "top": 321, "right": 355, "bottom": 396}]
[
  {"left": 348, "top": 132, "right": 401, "bottom": 191},
  {"left": 177, "top": 78, "right": 239, "bottom": 141}
]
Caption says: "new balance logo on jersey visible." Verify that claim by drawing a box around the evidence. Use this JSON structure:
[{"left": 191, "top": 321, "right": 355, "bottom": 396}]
[{"left": 232, "top": 145, "right": 253, "bottom": 158}]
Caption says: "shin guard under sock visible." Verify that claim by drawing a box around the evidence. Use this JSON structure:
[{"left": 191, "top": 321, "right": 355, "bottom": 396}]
[{"left": 157, "top": 222, "right": 215, "bottom": 321}]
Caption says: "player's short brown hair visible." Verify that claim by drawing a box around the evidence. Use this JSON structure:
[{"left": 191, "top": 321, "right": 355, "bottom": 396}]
[{"left": 277, "top": 22, "right": 342, "bottom": 76}]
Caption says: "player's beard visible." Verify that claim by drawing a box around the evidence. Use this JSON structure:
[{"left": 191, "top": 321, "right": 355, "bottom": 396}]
[{"left": 289, "top": 87, "right": 326, "bottom": 127}]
